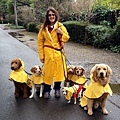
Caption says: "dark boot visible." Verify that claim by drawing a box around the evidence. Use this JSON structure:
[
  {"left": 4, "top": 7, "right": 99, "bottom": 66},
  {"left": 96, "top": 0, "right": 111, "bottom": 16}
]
[
  {"left": 54, "top": 82, "right": 61, "bottom": 98},
  {"left": 43, "top": 84, "right": 51, "bottom": 99}
]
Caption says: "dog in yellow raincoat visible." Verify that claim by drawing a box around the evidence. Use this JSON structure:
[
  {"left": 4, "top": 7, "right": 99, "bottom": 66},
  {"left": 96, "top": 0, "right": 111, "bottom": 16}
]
[
  {"left": 62, "top": 84, "right": 83, "bottom": 104},
  {"left": 9, "top": 58, "right": 32, "bottom": 98},
  {"left": 79, "top": 63, "right": 112, "bottom": 115},
  {"left": 29, "top": 65, "right": 44, "bottom": 98}
]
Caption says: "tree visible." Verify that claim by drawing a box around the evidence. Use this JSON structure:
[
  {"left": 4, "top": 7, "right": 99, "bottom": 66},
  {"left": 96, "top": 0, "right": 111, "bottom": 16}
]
[{"left": 14, "top": 0, "right": 18, "bottom": 28}]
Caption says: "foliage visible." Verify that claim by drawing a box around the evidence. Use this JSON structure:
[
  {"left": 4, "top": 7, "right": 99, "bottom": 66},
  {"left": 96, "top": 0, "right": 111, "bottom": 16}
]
[
  {"left": 94, "top": 0, "right": 120, "bottom": 10},
  {"left": 26, "top": 22, "right": 36, "bottom": 32},
  {"left": 63, "top": 21, "right": 87, "bottom": 43},
  {"left": 86, "top": 25, "right": 111, "bottom": 47},
  {"left": 90, "top": 5, "right": 117, "bottom": 27}
]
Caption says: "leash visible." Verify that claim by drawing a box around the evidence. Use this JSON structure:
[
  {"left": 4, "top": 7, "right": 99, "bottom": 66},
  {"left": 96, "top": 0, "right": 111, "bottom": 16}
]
[{"left": 24, "top": 70, "right": 32, "bottom": 76}]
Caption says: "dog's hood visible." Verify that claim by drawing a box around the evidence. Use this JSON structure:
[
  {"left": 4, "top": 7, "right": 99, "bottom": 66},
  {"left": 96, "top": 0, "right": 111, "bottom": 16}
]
[
  {"left": 9, "top": 60, "right": 29, "bottom": 83},
  {"left": 19, "top": 59, "right": 25, "bottom": 71}
]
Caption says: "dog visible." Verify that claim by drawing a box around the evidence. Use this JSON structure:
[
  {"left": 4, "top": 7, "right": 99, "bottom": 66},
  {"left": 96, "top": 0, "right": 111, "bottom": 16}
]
[
  {"left": 29, "top": 65, "right": 43, "bottom": 98},
  {"left": 64, "top": 65, "right": 75, "bottom": 87},
  {"left": 62, "top": 84, "right": 83, "bottom": 104},
  {"left": 79, "top": 63, "right": 112, "bottom": 115},
  {"left": 9, "top": 58, "right": 31, "bottom": 98},
  {"left": 73, "top": 65, "right": 85, "bottom": 76},
  {"left": 64, "top": 65, "right": 87, "bottom": 87}
]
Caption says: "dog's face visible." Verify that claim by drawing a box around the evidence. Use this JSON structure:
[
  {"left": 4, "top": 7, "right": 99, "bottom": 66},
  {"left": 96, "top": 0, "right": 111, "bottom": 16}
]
[
  {"left": 62, "top": 88, "right": 67, "bottom": 96},
  {"left": 11, "top": 58, "right": 22, "bottom": 70},
  {"left": 67, "top": 65, "right": 75, "bottom": 74},
  {"left": 30, "top": 65, "right": 42, "bottom": 76},
  {"left": 74, "top": 66, "right": 85, "bottom": 76},
  {"left": 90, "top": 64, "right": 112, "bottom": 86}
]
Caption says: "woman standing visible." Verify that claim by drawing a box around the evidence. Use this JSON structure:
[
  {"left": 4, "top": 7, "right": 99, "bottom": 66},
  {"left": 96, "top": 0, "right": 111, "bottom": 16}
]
[{"left": 38, "top": 7, "right": 70, "bottom": 99}]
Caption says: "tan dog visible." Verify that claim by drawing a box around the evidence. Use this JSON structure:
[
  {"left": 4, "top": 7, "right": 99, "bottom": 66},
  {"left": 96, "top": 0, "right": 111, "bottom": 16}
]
[
  {"left": 73, "top": 66, "right": 85, "bottom": 76},
  {"left": 64, "top": 65, "right": 75, "bottom": 87},
  {"left": 9, "top": 58, "right": 31, "bottom": 98},
  {"left": 80, "top": 63, "right": 112, "bottom": 115},
  {"left": 29, "top": 65, "right": 43, "bottom": 98}
]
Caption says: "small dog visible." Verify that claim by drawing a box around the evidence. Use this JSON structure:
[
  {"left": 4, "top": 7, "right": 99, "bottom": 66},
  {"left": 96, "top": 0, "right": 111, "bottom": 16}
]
[
  {"left": 9, "top": 58, "right": 31, "bottom": 98},
  {"left": 73, "top": 65, "right": 85, "bottom": 76},
  {"left": 29, "top": 65, "right": 43, "bottom": 98},
  {"left": 64, "top": 65, "right": 75, "bottom": 87},
  {"left": 80, "top": 63, "right": 112, "bottom": 115},
  {"left": 62, "top": 84, "right": 83, "bottom": 104}
]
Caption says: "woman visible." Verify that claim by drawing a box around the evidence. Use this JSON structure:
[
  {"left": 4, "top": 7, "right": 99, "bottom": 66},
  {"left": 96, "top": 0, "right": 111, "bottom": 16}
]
[{"left": 38, "top": 7, "right": 70, "bottom": 99}]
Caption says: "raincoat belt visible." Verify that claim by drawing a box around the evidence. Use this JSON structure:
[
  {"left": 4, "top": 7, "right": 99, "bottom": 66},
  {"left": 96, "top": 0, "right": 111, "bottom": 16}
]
[{"left": 44, "top": 45, "right": 63, "bottom": 51}]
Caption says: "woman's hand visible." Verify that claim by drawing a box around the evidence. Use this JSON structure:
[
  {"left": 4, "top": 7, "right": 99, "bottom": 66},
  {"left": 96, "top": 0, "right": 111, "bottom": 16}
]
[
  {"left": 40, "top": 58, "right": 44, "bottom": 63},
  {"left": 56, "top": 28, "right": 63, "bottom": 35}
]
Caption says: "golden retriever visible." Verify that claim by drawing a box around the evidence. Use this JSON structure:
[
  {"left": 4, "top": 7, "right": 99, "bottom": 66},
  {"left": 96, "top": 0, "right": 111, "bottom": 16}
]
[{"left": 80, "top": 63, "right": 112, "bottom": 115}]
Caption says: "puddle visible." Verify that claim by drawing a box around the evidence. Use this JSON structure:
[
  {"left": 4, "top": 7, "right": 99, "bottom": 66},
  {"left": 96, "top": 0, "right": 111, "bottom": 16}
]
[{"left": 110, "top": 84, "right": 120, "bottom": 95}]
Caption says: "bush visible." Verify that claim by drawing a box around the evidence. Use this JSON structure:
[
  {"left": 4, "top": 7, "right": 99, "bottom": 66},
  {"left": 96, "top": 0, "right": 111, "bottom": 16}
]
[
  {"left": 26, "top": 22, "right": 37, "bottom": 32},
  {"left": 86, "top": 25, "right": 113, "bottom": 48},
  {"left": 63, "top": 21, "right": 87, "bottom": 43}
]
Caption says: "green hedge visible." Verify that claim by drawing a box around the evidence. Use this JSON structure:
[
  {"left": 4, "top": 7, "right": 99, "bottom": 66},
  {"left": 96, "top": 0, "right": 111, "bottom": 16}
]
[
  {"left": 63, "top": 21, "right": 87, "bottom": 43},
  {"left": 25, "top": 20, "right": 120, "bottom": 53}
]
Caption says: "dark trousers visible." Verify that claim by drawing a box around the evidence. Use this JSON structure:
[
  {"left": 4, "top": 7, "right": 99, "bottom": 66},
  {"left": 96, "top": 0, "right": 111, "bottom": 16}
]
[{"left": 43, "top": 82, "right": 61, "bottom": 93}]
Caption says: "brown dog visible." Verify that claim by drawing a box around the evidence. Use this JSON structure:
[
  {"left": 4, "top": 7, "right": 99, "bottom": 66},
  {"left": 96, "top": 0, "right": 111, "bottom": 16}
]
[
  {"left": 9, "top": 58, "right": 31, "bottom": 98},
  {"left": 80, "top": 63, "right": 112, "bottom": 115}
]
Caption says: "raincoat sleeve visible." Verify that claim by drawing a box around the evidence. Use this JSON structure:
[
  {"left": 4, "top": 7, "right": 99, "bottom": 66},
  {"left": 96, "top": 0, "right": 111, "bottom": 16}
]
[
  {"left": 59, "top": 23, "right": 70, "bottom": 42},
  {"left": 38, "top": 25, "right": 44, "bottom": 59}
]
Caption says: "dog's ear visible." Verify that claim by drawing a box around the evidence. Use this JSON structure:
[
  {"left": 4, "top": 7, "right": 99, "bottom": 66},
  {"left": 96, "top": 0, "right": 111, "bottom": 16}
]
[
  {"left": 30, "top": 67, "right": 36, "bottom": 73},
  {"left": 81, "top": 66, "right": 85, "bottom": 75},
  {"left": 73, "top": 67, "right": 77, "bottom": 74},
  {"left": 90, "top": 64, "right": 98, "bottom": 81},
  {"left": 38, "top": 66, "right": 42, "bottom": 71},
  {"left": 106, "top": 65, "right": 112, "bottom": 76},
  {"left": 82, "top": 69, "right": 85, "bottom": 75},
  {"left": 18, "top": 59, "right": 22, "bottom": 69}
]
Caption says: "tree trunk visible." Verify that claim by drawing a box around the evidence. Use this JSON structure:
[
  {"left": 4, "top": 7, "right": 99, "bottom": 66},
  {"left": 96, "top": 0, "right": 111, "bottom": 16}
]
[{"left": 14, "top": 0, "right": 18, "bottom": 28}]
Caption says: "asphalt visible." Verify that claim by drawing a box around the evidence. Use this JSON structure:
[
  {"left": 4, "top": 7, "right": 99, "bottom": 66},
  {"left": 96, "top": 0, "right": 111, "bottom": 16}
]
[{"left": 0, "top": 25, "right": 120, "bottom": 120}]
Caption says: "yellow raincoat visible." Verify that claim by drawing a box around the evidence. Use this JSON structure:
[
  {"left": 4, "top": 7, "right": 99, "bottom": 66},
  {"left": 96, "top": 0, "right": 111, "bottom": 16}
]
[
  {"left": 9, "top": 60, "right": 29, "bottom": 83},
  {"left": 70, "top": 75, "right": 88, "bottom": 88},
  {"left": 30, "top": 74, "right": 43, "bottom": 84},
  {"left": 80, "top": 74, "right": 112, "bottom": 107},
  {"left": 63, "top": 86, "right": 77, "bottom": 100},
  {"left": 38, "top": 21, "right": 70, "bottom": 85}
]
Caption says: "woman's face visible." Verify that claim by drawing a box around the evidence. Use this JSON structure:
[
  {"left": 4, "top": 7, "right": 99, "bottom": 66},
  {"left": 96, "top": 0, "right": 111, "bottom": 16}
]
[{"left": 48, "top": 11, "right": 56, "bottom": 24}]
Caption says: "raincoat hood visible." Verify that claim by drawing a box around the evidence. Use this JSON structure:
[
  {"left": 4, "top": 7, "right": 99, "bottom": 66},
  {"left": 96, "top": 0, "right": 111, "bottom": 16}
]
[{"left": 9, "top": 59, "right": 29, "bottom": 83}]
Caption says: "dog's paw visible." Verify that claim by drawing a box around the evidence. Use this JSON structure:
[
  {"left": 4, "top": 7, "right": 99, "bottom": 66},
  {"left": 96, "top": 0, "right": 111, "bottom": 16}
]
[
  {"left": 88, "top": 110, "right": 93, "bottom": 116},
  {"left": 83, "top": 106, "right": 87, "bottom": 111},
  {"left": 102, "top": 108, "right": 108, "bottom": 115},
  {"left": 74, "top": 102, "right": 76, "bottom": 104},
  {"left": 29, "top": 95, "right": 33, "bottom": 98},
  {"left": 67, "top": 100, "right": 71, "bottom": 104},
  {"left": 39, "top": 94, "right": 42, "bottom": 98}
]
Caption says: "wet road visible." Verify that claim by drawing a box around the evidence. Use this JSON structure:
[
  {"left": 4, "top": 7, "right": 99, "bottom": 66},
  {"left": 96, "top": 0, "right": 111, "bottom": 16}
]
[{"left": 0, "top": 27, "right": 120, "bottom": 120}]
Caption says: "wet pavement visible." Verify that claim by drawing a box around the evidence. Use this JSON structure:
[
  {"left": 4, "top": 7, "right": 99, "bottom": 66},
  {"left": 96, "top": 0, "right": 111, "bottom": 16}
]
[{"left": 0, "top": 24, "right": 120, "bottom": 120}]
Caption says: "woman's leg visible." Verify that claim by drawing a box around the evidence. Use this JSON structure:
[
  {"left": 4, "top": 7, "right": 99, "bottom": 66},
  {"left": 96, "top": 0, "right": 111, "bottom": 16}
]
[
  {"left": 43, "top": 83, "right": 51, "bottom": 99},
  {"left": 54, "top": 82, "right": 61, "bottom": 98}
]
